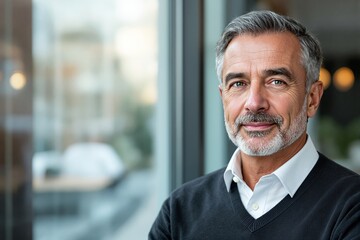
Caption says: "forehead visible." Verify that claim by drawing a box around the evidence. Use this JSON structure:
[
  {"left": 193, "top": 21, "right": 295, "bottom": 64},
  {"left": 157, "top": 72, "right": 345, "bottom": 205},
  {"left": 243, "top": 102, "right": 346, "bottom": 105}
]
[{"left": 223, "top": 32, "right": 302, "bottom": 76}]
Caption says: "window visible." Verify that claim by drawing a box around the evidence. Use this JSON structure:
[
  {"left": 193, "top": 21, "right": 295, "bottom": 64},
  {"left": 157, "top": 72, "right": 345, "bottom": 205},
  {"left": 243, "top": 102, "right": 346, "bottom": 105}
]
[
  {"left": 1, "top": 0, "right": 160, "bottom": 239},
  {"left": 32, "top": 0, "right": 159, "bottom": 239}
]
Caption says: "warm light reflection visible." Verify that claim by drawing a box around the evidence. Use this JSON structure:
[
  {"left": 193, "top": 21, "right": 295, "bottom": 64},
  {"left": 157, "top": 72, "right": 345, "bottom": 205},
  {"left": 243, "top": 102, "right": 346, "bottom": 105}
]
[
  {"left": 115, "top": 27, "right": 156, "bottom": 57},
  {"left": 140, "top": 85, "right": 157, "bottom": 105},
  {"left": 319, "top": 67, "right": 331, "bottom": 89},
  {"left": 10, "top": 72, "right": 27, "bottom": 90},
  {"left": 333, "top": 67, "right": 354, "bottom": 91},
  {"left": 116, "top": 0, "right": 145, "bottom": 22}
]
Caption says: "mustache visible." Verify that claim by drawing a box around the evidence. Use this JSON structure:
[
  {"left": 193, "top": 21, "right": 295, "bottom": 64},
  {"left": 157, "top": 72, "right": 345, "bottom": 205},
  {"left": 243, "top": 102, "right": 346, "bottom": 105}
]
[{"left": 235, "top": 112, "right": 283, "bottom": 126}]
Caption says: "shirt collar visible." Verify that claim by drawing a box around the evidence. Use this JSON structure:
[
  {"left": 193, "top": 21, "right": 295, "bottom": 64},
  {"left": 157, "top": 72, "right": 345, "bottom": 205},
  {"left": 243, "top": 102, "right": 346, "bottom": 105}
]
[
  {"left": 224, "top": 148, "right": 242, "bottom": 192},
  {"left": 223, "top": 136, "right": 319, "bottom": 197}
]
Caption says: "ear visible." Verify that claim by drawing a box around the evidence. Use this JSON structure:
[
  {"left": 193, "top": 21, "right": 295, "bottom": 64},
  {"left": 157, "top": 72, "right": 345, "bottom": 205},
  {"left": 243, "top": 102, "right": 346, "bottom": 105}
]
[
  {"left": 218, "top": 84, "right": 223, "bottom": 98},
  {"left": 307, "top": 81, "right": 324, "bottom": 118}
]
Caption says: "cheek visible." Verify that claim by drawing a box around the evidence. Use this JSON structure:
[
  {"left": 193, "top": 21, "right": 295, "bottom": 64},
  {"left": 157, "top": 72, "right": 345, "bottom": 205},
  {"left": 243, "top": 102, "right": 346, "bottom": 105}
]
[
  {"left": 223, "top": 95, "right": 244, "bottom": 121},
  {"left": 278, "top": 97, "right": 304, "bottom": 126},
  {"left": 270, "top": 95, "right": 299, "bottom": 121}
]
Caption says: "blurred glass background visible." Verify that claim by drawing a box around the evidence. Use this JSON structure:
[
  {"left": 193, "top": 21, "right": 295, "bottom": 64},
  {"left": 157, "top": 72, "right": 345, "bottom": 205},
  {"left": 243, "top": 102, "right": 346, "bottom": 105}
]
[
  {"left": 32, "top": 0, "right": 158, "bottom": 239},
  {"left": 0, "top": 0, "right": 359, "bottom": 239}
]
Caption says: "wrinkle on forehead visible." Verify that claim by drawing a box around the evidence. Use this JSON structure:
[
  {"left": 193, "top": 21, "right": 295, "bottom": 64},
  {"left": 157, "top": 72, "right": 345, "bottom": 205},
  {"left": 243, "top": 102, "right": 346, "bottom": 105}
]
[
  {"left": 222, "top": 32, "right": 302, "bottom": 81},
  {"left": 224, "top": 32, "right": 300, "bottom": 59}
]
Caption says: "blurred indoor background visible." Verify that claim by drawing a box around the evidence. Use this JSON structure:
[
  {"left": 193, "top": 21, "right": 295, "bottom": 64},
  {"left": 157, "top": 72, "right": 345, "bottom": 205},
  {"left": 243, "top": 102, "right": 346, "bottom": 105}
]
[{"left": 0, "top": 0, "right": 359, "bottom": 239}]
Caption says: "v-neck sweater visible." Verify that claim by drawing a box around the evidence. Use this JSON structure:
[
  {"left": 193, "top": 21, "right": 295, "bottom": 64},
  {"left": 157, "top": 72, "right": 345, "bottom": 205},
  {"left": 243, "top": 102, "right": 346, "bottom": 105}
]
[
  {"left": 149, "top": 153, "right": 360, "bottom": 240},
  {"left": 224, "top": 136, "right": 318, "bottom": 219}
]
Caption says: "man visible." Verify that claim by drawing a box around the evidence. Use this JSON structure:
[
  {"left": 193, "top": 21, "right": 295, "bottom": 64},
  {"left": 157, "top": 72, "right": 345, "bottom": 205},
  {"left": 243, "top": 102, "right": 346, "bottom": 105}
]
[{"left": 149, "top": 10, "right": 360, "bottom": 239}]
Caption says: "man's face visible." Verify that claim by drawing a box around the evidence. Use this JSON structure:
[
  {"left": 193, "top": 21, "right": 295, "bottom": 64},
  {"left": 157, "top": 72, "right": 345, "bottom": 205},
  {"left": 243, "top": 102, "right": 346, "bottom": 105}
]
[{"left": 220, "top": 32, "right": 313, "bottom": 156}]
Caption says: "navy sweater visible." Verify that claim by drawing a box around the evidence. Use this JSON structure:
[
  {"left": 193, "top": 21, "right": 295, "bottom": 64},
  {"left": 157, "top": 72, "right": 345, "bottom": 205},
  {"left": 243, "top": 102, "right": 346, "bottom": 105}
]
[{"left": 149, "top": 154, "right": 360, "bottom": 240}]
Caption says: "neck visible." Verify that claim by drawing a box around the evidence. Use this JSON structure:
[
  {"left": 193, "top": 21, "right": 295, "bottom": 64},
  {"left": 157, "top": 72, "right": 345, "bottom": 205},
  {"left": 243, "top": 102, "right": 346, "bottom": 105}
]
[{"left": 240, "top": 133, "right": 307, "bottom": 190}]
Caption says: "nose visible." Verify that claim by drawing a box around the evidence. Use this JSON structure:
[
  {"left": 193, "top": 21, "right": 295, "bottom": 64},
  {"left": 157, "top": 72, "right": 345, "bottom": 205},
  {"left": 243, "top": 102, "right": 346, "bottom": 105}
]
[{"left": 244, "top": 83, "right": 269, "bottom": 113}]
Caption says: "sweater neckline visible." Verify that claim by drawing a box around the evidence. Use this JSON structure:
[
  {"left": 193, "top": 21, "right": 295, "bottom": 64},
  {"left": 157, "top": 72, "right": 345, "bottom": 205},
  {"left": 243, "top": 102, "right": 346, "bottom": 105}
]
[{"left": 229, "top": 154, "right": 324, "bottom": 232}]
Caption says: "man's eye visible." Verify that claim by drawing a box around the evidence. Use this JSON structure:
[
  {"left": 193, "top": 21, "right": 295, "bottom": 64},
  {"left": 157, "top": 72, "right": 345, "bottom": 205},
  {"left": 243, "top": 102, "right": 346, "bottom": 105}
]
[
  {"left": 231, "top": 81, "right": 246, "bottom": 87},
  {"left": 271, "top": 79, "right": 285, "bottom": 85}
]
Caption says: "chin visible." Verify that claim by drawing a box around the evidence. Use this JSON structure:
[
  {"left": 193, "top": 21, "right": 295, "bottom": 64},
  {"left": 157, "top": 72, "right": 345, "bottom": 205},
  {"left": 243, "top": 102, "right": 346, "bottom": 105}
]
[{"left": 236, "top": 134, "right": 284, "bottom": 156}]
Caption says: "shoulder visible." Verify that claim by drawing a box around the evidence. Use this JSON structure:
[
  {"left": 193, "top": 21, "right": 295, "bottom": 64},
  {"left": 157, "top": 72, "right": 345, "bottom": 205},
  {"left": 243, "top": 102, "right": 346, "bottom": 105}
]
[
  {"left": 169, "top": 167, "right": 227, "bottom": 202},
  {"left": 182, "top": 167, "right": 226, "bottom": 188},
  {"left": 318, "top": 152, "right": 360, "bottom": 180},
  {"left": 149, "top": 167, "right": 230, "bottom": 239},
  {"left": 315, "top": 153, "right": 360, "bottom": 197},
  {"left": 317, "top": 154, "right": 360, "bottom": 239}
]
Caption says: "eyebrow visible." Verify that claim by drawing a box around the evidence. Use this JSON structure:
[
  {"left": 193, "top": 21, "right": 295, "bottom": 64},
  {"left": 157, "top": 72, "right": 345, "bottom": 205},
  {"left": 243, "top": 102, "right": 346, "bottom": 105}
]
[
  {"left": 223, "top": 67, "right": 293, "bottom": 86},
  {"left": 224, "top": 72, "right": 246, "bottom": 85},
  {"left": 263, "top": 67, "right": 293, "bottom": 80}
]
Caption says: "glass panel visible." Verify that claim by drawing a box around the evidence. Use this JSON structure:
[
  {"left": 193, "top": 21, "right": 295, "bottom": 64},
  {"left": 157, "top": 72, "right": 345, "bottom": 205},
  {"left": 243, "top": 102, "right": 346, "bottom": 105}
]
[
  {"left": 289, "top": 0, "right": 360, "bottom": 173},
  {"left": 204, "top": 0, "right": 227, "bottom": 174},
  {"left": 0, "top": 0, "right": 33, "bottom": 238},
  {"left": 32, "top": 0, "right": 159, "bottom": 239}
]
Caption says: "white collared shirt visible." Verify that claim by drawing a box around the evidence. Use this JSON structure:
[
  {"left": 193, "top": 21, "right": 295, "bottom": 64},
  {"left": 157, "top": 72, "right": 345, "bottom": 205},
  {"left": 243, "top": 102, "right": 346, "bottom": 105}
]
[{"left": 223, "top": 136, "right": 319, "bottom": 219}]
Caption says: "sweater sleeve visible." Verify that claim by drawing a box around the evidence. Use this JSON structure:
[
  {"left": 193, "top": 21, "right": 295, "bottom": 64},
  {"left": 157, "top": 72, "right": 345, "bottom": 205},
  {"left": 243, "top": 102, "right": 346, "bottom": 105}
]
[
  {"left": 148, "top": 198, "right": 172, "bottom": 240},
  {"left": 332, "top": 189, "right": 360, "bottom": 240}
]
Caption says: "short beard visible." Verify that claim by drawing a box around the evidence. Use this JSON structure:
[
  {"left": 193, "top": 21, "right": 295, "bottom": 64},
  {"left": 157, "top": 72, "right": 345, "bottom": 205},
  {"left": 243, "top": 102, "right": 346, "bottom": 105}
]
[{"left": 225, "top": 100, "right": 308, "bottom": 156}]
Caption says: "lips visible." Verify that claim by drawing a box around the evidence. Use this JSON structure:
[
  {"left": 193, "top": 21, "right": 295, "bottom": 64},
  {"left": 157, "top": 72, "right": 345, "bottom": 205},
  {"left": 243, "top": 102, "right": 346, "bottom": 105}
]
[
  {"left": 235, "top": 112, "right": 283, "bottom": 132},
  {"left": 242, "top": 122, "right": 276, "bottom": 131}
]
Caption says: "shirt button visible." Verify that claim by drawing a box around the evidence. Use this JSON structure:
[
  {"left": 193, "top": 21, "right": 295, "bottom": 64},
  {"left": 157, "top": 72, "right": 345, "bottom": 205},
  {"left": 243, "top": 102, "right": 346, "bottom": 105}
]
[
  {"left": 232, "top": 176, "right": 240, "bottom": 183},
  {"left": 251, "top": 203, "right": 259, "bottom": 211}
]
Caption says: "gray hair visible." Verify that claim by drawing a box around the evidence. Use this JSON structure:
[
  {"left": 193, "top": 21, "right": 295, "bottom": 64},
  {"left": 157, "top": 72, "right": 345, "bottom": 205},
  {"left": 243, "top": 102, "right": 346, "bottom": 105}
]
[{"left": 215, "top": 10, "right": 322, "bottom": 91}]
